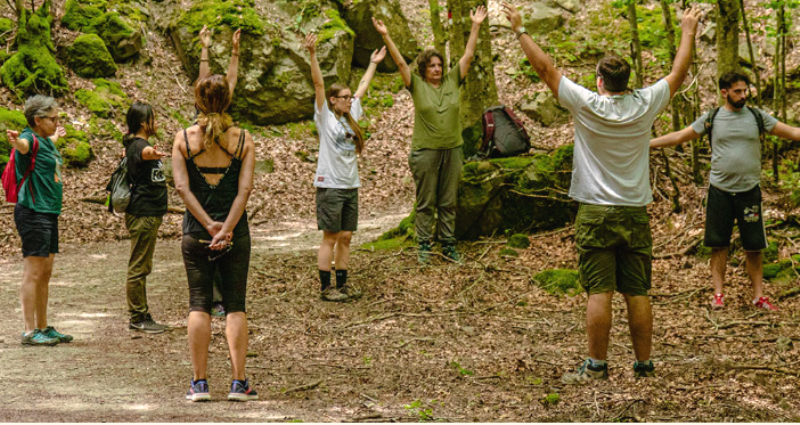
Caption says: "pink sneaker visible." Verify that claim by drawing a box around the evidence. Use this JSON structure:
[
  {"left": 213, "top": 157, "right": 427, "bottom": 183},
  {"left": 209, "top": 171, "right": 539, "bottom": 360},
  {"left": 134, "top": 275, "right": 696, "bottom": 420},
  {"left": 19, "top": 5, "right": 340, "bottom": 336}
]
[
  {"left": 711, "top": 294, "right": 724, "bottom": 309},
  {"left": 753, "top": 297, "right": 779, "bottom": 311}
]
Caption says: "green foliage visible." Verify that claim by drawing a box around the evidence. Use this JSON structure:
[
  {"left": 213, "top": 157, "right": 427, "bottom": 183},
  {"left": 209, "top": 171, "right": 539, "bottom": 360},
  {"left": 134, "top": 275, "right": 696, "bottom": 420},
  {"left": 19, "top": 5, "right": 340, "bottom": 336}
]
[
  {"left": 543, "top": 393, "right": 560, "bottom": 405},
  {"left": 0, "top": 107, "right": 28, "bottom": 166},
  {"left": 533, "top": 269, "right": 582, "bottom": 296},
  {"left": 177, "top": 0, "right": 266, "bottom": 35},
  {"left": 507, "top": 233, "right": 530, "bottom": 249},
  {"left": 449, "top": 360, "right": 474, "bottom": 376},
  {"left": 404, "top": 399, "right": 440, "bottom": 422},
  {"left": 318, "top": 8, "right": 354, "bottom": 44},
  {"left": 66, "top": 34, "right": 117, "bottom": 78}
]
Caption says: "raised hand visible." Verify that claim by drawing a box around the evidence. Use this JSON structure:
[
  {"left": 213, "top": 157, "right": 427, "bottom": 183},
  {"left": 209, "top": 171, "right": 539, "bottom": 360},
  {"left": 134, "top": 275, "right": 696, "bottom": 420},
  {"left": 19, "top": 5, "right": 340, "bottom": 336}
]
[
  {"left": 470, "top": 5, "right": 488, "bottom": 26},
  {"left": 681, "top": 7, "right": 702, "bottom": 35},
  {"left": 231, "top": 28, "right": 241, "bottom": 54},
  {"left": 51, "top": 126, "right": 66, "bottom": 142},
  {"left": 501, "top": 2, "right": 522, "bottom": 32},
  {"left": 303, "top": 33, "right": 317, "bottom": 55},
  {"left": 372, "top": 17, "right": 388, "bottom": 36},
  {"left": 6, "top": 129, "right": 18, "bottom": 145},
  {"left": 199, "top": 25, "right": 211, "bottom": 48},
  {"left": 370, "top": 46, "right": 387, "bottom": 64}
]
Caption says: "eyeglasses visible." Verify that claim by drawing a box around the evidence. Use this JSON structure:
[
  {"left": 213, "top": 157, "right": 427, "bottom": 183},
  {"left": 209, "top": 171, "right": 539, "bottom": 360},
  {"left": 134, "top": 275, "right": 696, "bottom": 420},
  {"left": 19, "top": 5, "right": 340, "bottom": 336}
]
[
  {"left": 334, "top": 95, "right": 353, "bottom": 101},
  {"left": 41, "top": 115, "right": 59, "bottom": 124}
]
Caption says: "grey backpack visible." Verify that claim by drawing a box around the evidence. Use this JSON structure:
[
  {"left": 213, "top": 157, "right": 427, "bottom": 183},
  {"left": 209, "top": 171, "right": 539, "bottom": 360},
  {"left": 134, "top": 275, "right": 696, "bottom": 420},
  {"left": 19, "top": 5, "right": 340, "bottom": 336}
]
[{"left": 105, "top": 157, "right": 131, "bottom": 214}]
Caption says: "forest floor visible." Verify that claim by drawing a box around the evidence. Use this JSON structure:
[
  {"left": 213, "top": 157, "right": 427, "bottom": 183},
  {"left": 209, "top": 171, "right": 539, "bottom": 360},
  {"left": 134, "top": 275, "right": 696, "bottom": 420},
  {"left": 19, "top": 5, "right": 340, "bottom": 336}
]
[{"left": 1, "top": 212, "right": 799, "bottom": 422}]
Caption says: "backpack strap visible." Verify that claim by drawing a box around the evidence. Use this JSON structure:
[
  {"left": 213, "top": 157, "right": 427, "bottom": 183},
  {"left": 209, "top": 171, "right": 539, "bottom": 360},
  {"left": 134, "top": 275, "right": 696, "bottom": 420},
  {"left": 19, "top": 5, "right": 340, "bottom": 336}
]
[
  {"left": 504, "top": 106, "right": 531, "bottom": 142},
  {"left": 704, "top": 107, "right": 720, "bottom": 151},
  {"left": 481, "top": 110, "right": 495, "bottom": 153},
  {"left": 18, "top": 135, "right": 40, "bottom": 204},
  {"left": 746, "top": 106, "right": 766, "bottom": 136}
]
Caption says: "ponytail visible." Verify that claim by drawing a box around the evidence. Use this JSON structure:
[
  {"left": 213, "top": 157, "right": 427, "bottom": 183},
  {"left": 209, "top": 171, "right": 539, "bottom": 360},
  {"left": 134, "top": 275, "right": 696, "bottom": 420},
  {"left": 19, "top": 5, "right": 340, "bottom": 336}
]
[
  {"left": 197, "top": 111, "right": 233, "bottom": 150},
  {"left": 194, "top": 75, "right": 233, "bottom": 149},
  {"left": 124, "top": 101, "right": 155, "bottom": 149}
]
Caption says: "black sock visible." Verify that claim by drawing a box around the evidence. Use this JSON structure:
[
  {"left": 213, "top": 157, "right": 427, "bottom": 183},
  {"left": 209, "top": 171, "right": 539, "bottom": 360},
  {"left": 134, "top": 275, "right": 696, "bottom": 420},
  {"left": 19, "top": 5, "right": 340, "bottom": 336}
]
[
  {"left": 335, "top": 269, "right": 348, "bottom": 289},
  {"left": 319, "top": 270, "right": 331, "bottom": 291}
]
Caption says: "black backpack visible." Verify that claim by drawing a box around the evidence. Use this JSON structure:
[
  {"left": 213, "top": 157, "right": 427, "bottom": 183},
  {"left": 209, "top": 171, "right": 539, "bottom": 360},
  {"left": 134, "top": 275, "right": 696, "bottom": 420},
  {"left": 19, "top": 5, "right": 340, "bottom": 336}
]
[
  {"left": 704, "top": 106, "right": 767, "bottom": 151},
  {"left": 479, "top": 105, "right": 531, "bottom": 158}
]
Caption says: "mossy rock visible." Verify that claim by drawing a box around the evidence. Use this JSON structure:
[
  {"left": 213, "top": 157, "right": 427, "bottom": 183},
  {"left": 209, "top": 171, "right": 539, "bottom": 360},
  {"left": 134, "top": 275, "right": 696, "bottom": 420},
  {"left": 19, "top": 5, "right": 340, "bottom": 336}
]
[
  {"left": 88, "top": 12, "right": 142, "bottom": 61},
  {"left": 361, "top": 235, "right": 414, "bottom": 251},
  {"left": 0, "top": 107, "right": 28, "bottom": 170},
  {"left": 175, "top": 0, "right": 265, "bottom": 35},
  {"left": 76, "top": 79, "right": 128, "bottom": 118},
  {"left": 0, "top": 17, "right": 13, "bottom": 45},
  {"left": 763, "top": 263, "right": 783, "bottom": 280},
  {"left": 762, "top": 240, "right": 779, "bottom": 263},
  {"left": 0, "top": 3, "right": 67, "bottom": 97},
  {"left": 533, "top": 269, "right": 582, "bottom": 296},
  {"left": 318, "top": 9, "right": 354, "bottom": 44},
  {"left": 378, "top": 208, "right": 416, "bottom": 241},
  {"left": 56, "top": 125, "right": 94, "bottom": 167},
  {"left": 63, "top": 0, "right": 107, "bottom": 31},
  {"left": 342, "top": 0, "right": 419, "bottom": 72},
  {"left": 88, "top": 116, "right": 124, "bottom": 142},
  {"left": 508, "top": 233, "right": 530, "bottom": 249},
  {"left": 66, "top": 34, "right": 117, "bottom": 78},
  {"left": 107, "top": 0, "right": 151, "bottom": 24},
  {"left": 499, "top": 247, "right": 519, "bottom": 257}
]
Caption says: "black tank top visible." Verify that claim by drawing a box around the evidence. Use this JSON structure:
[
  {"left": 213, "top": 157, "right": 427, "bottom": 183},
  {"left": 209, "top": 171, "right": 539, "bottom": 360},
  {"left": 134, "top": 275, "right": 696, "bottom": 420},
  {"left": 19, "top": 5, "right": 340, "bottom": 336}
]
[{"left": 182, "top": 128, "right": 249, "bottom": 238}]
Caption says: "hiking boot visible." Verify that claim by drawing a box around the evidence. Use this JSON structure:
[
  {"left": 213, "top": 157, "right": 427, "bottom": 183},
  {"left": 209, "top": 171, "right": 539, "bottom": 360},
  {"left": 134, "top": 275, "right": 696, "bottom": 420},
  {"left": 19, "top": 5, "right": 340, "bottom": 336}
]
[
  {"left": 186, "top": 379, "right": 210, "bottom": 402},
  {"left": 21, "top": 329, "right": 59, "bottom": 346},
  {"left": 753, "top": 296, "right": 779, "bottom": 311},
  {"left": 129, "top": 314, "right": 168, "bottom": 334},
  {"left": 442, "top": 244, "right": 461, "bottom": 262},
  {"left": 321, "top": 286, "right": 349, "bottom": 302},
  {"left": 211, "top": 303, "right": 226, "bottom": 317},
  {"left": 711, "top": 294, "right": 724, "bottom": 309},
  {"left": 633, "top": 360, "right": 656, "bottom": 378},
  {"left": 228, "top": 378, "right": 258, "bottom": 401},
  {"left": 417, "top": 242, "right": 432, "bottom": 264},
  {"left": 339, "top": 284, "right": 362, "bottom": 300},
  {"left": 40, "top": 326, "right": 73, "bottom": 343},
  {"left": 561, "top": 359, "right": 609, "bottom": 384}
]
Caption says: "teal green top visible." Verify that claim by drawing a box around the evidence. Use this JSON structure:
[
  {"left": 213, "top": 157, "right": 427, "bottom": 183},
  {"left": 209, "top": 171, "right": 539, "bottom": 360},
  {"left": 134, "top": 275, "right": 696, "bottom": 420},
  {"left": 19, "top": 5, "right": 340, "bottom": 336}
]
[{"left": 15, "top": 127, "right": 63, "bottom": 215}]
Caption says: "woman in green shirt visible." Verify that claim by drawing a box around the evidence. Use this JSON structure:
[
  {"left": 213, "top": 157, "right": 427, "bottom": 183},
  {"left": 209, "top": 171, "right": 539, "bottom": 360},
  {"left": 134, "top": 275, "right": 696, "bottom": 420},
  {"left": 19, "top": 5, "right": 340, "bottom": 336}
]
[
  {"left": 6, "top": 95, "right": 72, "bottom": 346},
  {"left": 373, "top": 6, "right": 487, "bottom": 263}
]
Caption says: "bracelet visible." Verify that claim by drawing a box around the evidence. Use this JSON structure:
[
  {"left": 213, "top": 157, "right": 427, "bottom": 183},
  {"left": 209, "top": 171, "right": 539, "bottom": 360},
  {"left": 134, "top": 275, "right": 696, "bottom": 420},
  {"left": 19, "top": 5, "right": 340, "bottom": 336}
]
[{"left": 200, "top": 58, "right": 209, "bottom": 62}]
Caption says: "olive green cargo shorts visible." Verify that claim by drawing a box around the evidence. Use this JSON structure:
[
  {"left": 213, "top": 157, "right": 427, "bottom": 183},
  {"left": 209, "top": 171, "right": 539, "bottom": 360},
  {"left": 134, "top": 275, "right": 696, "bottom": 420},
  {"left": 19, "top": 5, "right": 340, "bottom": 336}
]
[{"left": 575, "top": 204, "right": 652, "bottom": 296}]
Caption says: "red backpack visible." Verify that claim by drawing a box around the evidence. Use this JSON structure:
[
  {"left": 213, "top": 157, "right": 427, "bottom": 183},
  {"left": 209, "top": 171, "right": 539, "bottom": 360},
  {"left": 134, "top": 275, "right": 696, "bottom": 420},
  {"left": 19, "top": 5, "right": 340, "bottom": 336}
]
[{"left": 2, "top": 134, "right": 39, "bottom": 204}]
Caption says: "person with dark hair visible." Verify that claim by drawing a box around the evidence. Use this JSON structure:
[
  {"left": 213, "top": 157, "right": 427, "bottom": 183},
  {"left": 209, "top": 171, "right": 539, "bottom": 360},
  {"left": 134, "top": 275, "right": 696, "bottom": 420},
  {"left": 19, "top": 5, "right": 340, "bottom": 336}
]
[
  {"left": 502, "top": 2, "right": 701, "bottom": 382},
  {"left": 172, "top": 74, "right": 257, "bottom": 402},
  {"left": 303, "top": 33, "right": 386, "bottom": 302},
  {"left": 6, "top": 95, "right": 71, "bottom": 346},
  {"left": 122, "top": 102, "right": 170, "bottom": 333},
  {"left": 373, "top": 6, "right": 487, "bottom": 263},
  {"left": 651, "top": 72, "right": 800, "bottom": 311}
]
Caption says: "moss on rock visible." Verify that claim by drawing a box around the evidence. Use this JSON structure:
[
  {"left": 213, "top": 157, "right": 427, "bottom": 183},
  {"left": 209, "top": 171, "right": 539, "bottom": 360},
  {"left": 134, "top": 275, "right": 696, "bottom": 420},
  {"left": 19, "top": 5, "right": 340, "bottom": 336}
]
[
  {"left": 507, "top": 233, "right": 530, "bottom": 249},
  {"left": 378, "top": 208, "right": 416, "bottom": 241},
  {"left": 318, "top": 8, "right": 354, "bottom": 44},
  {"left": 0, "top": 17, "right": 13, "bottom": 45},
  {"left": 88, "top": 12, "right": 142, "bottom": 61},
  {"left": 0, "top": 107, "right": 28, "bottom": 168},
  {"left": 67, "top": 34, "right": 117, "bottom": 78},
  {"left": 534, "top": 269, "right": 582, "bottom": 296},
  {"left": 62, "top": 0, "right": 107, "bottom": 32},
  {"left": 76, "top": 78, "right": 128, "bottom": 118},
  {"left": 499, "top": 247, "right": 519, "bottom": 257},
  {"left": 176, "top": 0, "right": 265, "bottom": 35},
  {"left": 56, "top": 124, "right": 94, "bottom": 167}
]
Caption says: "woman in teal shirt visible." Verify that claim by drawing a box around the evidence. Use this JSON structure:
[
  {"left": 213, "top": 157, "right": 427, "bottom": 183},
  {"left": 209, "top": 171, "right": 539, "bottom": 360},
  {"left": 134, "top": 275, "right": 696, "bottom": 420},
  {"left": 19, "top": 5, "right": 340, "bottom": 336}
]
[{"left": 6, "top": 95, "right": 72, "bottom": 346}]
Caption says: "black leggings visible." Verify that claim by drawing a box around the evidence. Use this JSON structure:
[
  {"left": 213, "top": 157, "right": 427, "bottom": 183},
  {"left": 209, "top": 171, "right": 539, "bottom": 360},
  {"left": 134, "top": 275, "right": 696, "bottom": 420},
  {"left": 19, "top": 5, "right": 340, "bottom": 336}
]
[{"left": 182, "top": 233, "right": 251, "bottom": 314}]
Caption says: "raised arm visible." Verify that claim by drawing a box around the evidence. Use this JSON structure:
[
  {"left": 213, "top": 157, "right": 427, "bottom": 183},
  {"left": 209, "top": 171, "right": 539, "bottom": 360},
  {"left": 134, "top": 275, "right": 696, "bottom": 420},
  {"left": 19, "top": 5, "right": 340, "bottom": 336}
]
[
  {"left": 650, "top": 126, "right": 700, "bottom": 149},
  {"left": 172, "top": 130, "right": 219, "bottom": 238},
  {"left": 502, "top": 2, "right": 562, "bottom": 97},
  {"left": 373, "top": 18, "right": 411, "bottom": 87},
  {"left": 664, "top": 8, "right": 701, "bottom": 97},
  {"left": 142, "top": 145, "right": 170, "bottom": 161},
  {"left": 197, "top": 25, "right": 211, "bottom": 85},
  {"left": 459, "top": 5, "right": 487, "bottom": 80},
  {"left": 226, "top": 29, "right": 241, "bottom": 96},
  {"left": 304, "top": 34, "right": 326, "bottom": 111},
  {"left": 211, "top": 130, "right": 255, "bottom": 249},
  {"left": 355, "top": 47, "right": 387, "bottom": 99},
  {"left": 6, "top": 130, "right": 29, "bottom": 154},
  {"left": 769, "top": 122, "right": 800, "bottom": 141}
]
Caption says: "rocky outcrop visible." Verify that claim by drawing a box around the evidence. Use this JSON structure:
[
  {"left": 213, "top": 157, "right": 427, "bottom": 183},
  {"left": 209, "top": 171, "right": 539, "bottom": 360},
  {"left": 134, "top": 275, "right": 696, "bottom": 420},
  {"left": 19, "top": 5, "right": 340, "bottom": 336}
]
[
  {"left": 518, "top": 92, "right": 569, "bottom": 127},
  {"left": 522, "top": 3, "right": 564, "bottom": 35},
  {"left": 66, "top": 34, "right": 118, "bottom": 78},
  {"left": 169, "top": 0, "right": 354, "bottom": 125},
  {"left": 62, "top": 0, "right": 144, "bottom": 61},
  {"left": 342, "top": 0, "right": 419, "bottom": 73}
]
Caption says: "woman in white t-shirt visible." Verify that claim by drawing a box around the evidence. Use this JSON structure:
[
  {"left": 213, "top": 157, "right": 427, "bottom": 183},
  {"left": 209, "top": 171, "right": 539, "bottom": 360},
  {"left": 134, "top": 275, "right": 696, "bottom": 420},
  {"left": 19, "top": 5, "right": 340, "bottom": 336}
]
[{"left": 304, "top": 33, "right": 386, "bottom": 302}]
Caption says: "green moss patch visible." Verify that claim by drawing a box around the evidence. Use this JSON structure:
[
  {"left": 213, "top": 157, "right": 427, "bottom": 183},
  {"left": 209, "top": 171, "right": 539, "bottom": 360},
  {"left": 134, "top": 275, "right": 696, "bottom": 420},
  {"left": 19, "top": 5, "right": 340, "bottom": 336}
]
[
  {"left": 0, "top": 107, "right": 28, "bottom": 167},
  {"left": 63, "top": 0, "right": 107, "bottom": 32},
  {"left": 499, "top": 247, "right": 519, "bottom": 257},
  {"left": 0, "top": 17, "right": 13, "bottom": 45},
  {"left": 76, "top": 79, "right": 128, "bottom": 118},
  {"left": 507, "top": 234, "right": 530, "bottom": 249},
  {"left": 56, "top": 124, "right": 94, "bottom": 167},
  {"left": 378, "top": 209, "right": 416, "bottom": 241},
  {"left": 176, "top": 0, "right": 266, "bottom": 35},
  {"left": 87, "top": 12, "right": 140, "bottom": 61},
  {"left": 88, "top": 116, "right": 124, "bottom": 142},
  {"left": 533, "top": 269, "right": 582, "bottom": 296},
  {"left": 361, "top": 236, "right": 414, "bottom": 251},
  {"left": 67, "top": 34, "right": 117, "bottom": 78},
  {"left": 318, "top": 8, "right": 354, "bottom": 44}
]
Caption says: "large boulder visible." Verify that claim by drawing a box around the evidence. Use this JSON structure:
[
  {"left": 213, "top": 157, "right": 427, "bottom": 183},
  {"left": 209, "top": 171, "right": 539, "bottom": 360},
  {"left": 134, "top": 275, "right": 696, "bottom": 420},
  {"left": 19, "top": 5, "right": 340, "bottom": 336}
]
[
  {"left": 170, "top": 0, "right": 354, "bottom": 125},
  {"left": 522, "top": 3, "right": 564, "bottom": 35},
  {"left": 66, "top": 34, "right": 117, "bottom": 78},
  {"left": 62, "top": 0, "right": 144, "bottom": 61},
  {"left": 342, "top": 0, "right": 419, "bottom": 73},
  {"left": 518, "top": 91, "right": 569, "bottom": 127}
]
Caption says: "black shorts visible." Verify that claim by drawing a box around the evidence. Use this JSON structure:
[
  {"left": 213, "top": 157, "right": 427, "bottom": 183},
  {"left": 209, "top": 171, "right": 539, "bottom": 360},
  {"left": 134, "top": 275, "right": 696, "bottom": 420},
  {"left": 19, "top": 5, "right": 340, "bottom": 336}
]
[
  {"left": 704, "top": 184, "right": 767, "bottom": 252},
  {"left": 316, "top": 188, "right": 358, "bottom": 233},
  {"left": 182, "top": 233, "right": 251, "bottom": 315},
  {"left": 14, "top": 204, "right": 59, "bottom": 257}
]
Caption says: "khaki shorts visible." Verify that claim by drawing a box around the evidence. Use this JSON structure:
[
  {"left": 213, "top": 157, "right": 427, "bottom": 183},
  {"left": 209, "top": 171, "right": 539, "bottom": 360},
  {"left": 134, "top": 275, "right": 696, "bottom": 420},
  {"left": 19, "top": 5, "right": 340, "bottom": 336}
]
[{"left": 575, "top": 204, "right": 652, "bottom": 296}]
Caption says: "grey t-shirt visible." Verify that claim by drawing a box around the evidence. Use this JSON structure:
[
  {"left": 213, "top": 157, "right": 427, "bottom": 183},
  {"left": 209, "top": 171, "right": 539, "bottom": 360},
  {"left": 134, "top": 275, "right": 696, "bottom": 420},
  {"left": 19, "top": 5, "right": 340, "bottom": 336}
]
[
  {"left": 559, "top": 76, "right": 671, "bottom": 206},
  {"left": 690, "top": 107, "right": 777, "bottom": 193},
  {"left": 313, "top": 98, "right": 363, "bottom": 189}
]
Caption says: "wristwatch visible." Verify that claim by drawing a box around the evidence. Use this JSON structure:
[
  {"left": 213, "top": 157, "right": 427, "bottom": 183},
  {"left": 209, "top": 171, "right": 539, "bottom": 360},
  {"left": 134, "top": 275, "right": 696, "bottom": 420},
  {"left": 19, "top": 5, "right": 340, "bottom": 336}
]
[{"left": 515, "top": 27, "right": 528, "bottom": 39}]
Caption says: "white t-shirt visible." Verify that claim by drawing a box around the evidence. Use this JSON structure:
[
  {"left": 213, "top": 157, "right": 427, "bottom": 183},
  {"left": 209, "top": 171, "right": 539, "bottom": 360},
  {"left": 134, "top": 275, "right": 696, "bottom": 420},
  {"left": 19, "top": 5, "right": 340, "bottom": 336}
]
[
  {"left": 558, "top": 76, "right": 671, "bottom": 206},
  {"left": 314, "top": 98, "right": 363, "bottom": 189}
]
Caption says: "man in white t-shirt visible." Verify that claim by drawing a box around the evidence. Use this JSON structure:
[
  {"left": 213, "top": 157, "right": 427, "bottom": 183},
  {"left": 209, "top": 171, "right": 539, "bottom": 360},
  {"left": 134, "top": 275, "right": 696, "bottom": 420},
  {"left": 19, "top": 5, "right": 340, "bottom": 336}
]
[{"left": 502, "top": 2, "right": 701, "bottom": 382}]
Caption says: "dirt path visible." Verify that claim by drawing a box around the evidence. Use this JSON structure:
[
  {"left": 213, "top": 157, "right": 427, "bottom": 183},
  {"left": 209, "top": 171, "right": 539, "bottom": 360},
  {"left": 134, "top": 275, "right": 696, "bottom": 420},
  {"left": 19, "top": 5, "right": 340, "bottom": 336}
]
[{"left": 1, "top": 212, "right": 799, "bottom": 422}]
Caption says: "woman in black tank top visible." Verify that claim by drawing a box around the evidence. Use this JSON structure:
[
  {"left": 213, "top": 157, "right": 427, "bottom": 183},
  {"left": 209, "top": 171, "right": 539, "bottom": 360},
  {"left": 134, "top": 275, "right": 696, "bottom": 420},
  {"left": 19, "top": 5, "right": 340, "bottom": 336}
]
[{"left": 172, "top": 74, "right": 257, "bottom": 402}]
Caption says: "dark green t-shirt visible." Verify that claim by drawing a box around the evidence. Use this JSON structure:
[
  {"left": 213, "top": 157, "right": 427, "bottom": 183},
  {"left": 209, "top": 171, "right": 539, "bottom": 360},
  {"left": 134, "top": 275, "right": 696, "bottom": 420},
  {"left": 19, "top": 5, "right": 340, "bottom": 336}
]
[
  {"left": 408, "top": 65, "right": 465, "bottom": 150},
  {"left": 15, "top": 128, "right": 63, "bottom": 215}
]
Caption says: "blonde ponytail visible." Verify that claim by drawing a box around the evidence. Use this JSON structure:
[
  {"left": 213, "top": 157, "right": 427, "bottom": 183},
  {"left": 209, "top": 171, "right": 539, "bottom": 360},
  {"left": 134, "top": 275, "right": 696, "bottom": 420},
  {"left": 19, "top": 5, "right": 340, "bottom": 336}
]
[{"left": 197, "top": 112, "right": 233, "bottom": 150}]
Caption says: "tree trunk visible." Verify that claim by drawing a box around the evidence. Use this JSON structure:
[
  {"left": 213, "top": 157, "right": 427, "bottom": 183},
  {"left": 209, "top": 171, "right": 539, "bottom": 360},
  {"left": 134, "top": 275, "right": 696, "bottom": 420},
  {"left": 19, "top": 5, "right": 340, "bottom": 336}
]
[
  {"left": 446, "top": 0, "right": 498, "bottom": 158},
  {"left": 660, "top": 0, "right": 682, "bottom": 134},
  {"left": 773, "top": 4, "right": 786, "bottom": 185},
  {"left": 739, "top": 0, "right": 761, "bottom": 108},
  {"left": 428, "top": 0, "right": 448, "bottom": 68},
  {"left": 627, "top": 1, "right": 644, "bottom": 89},
  {"left": 716, "top": 0, "right": 740, "bottom": 83}
]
